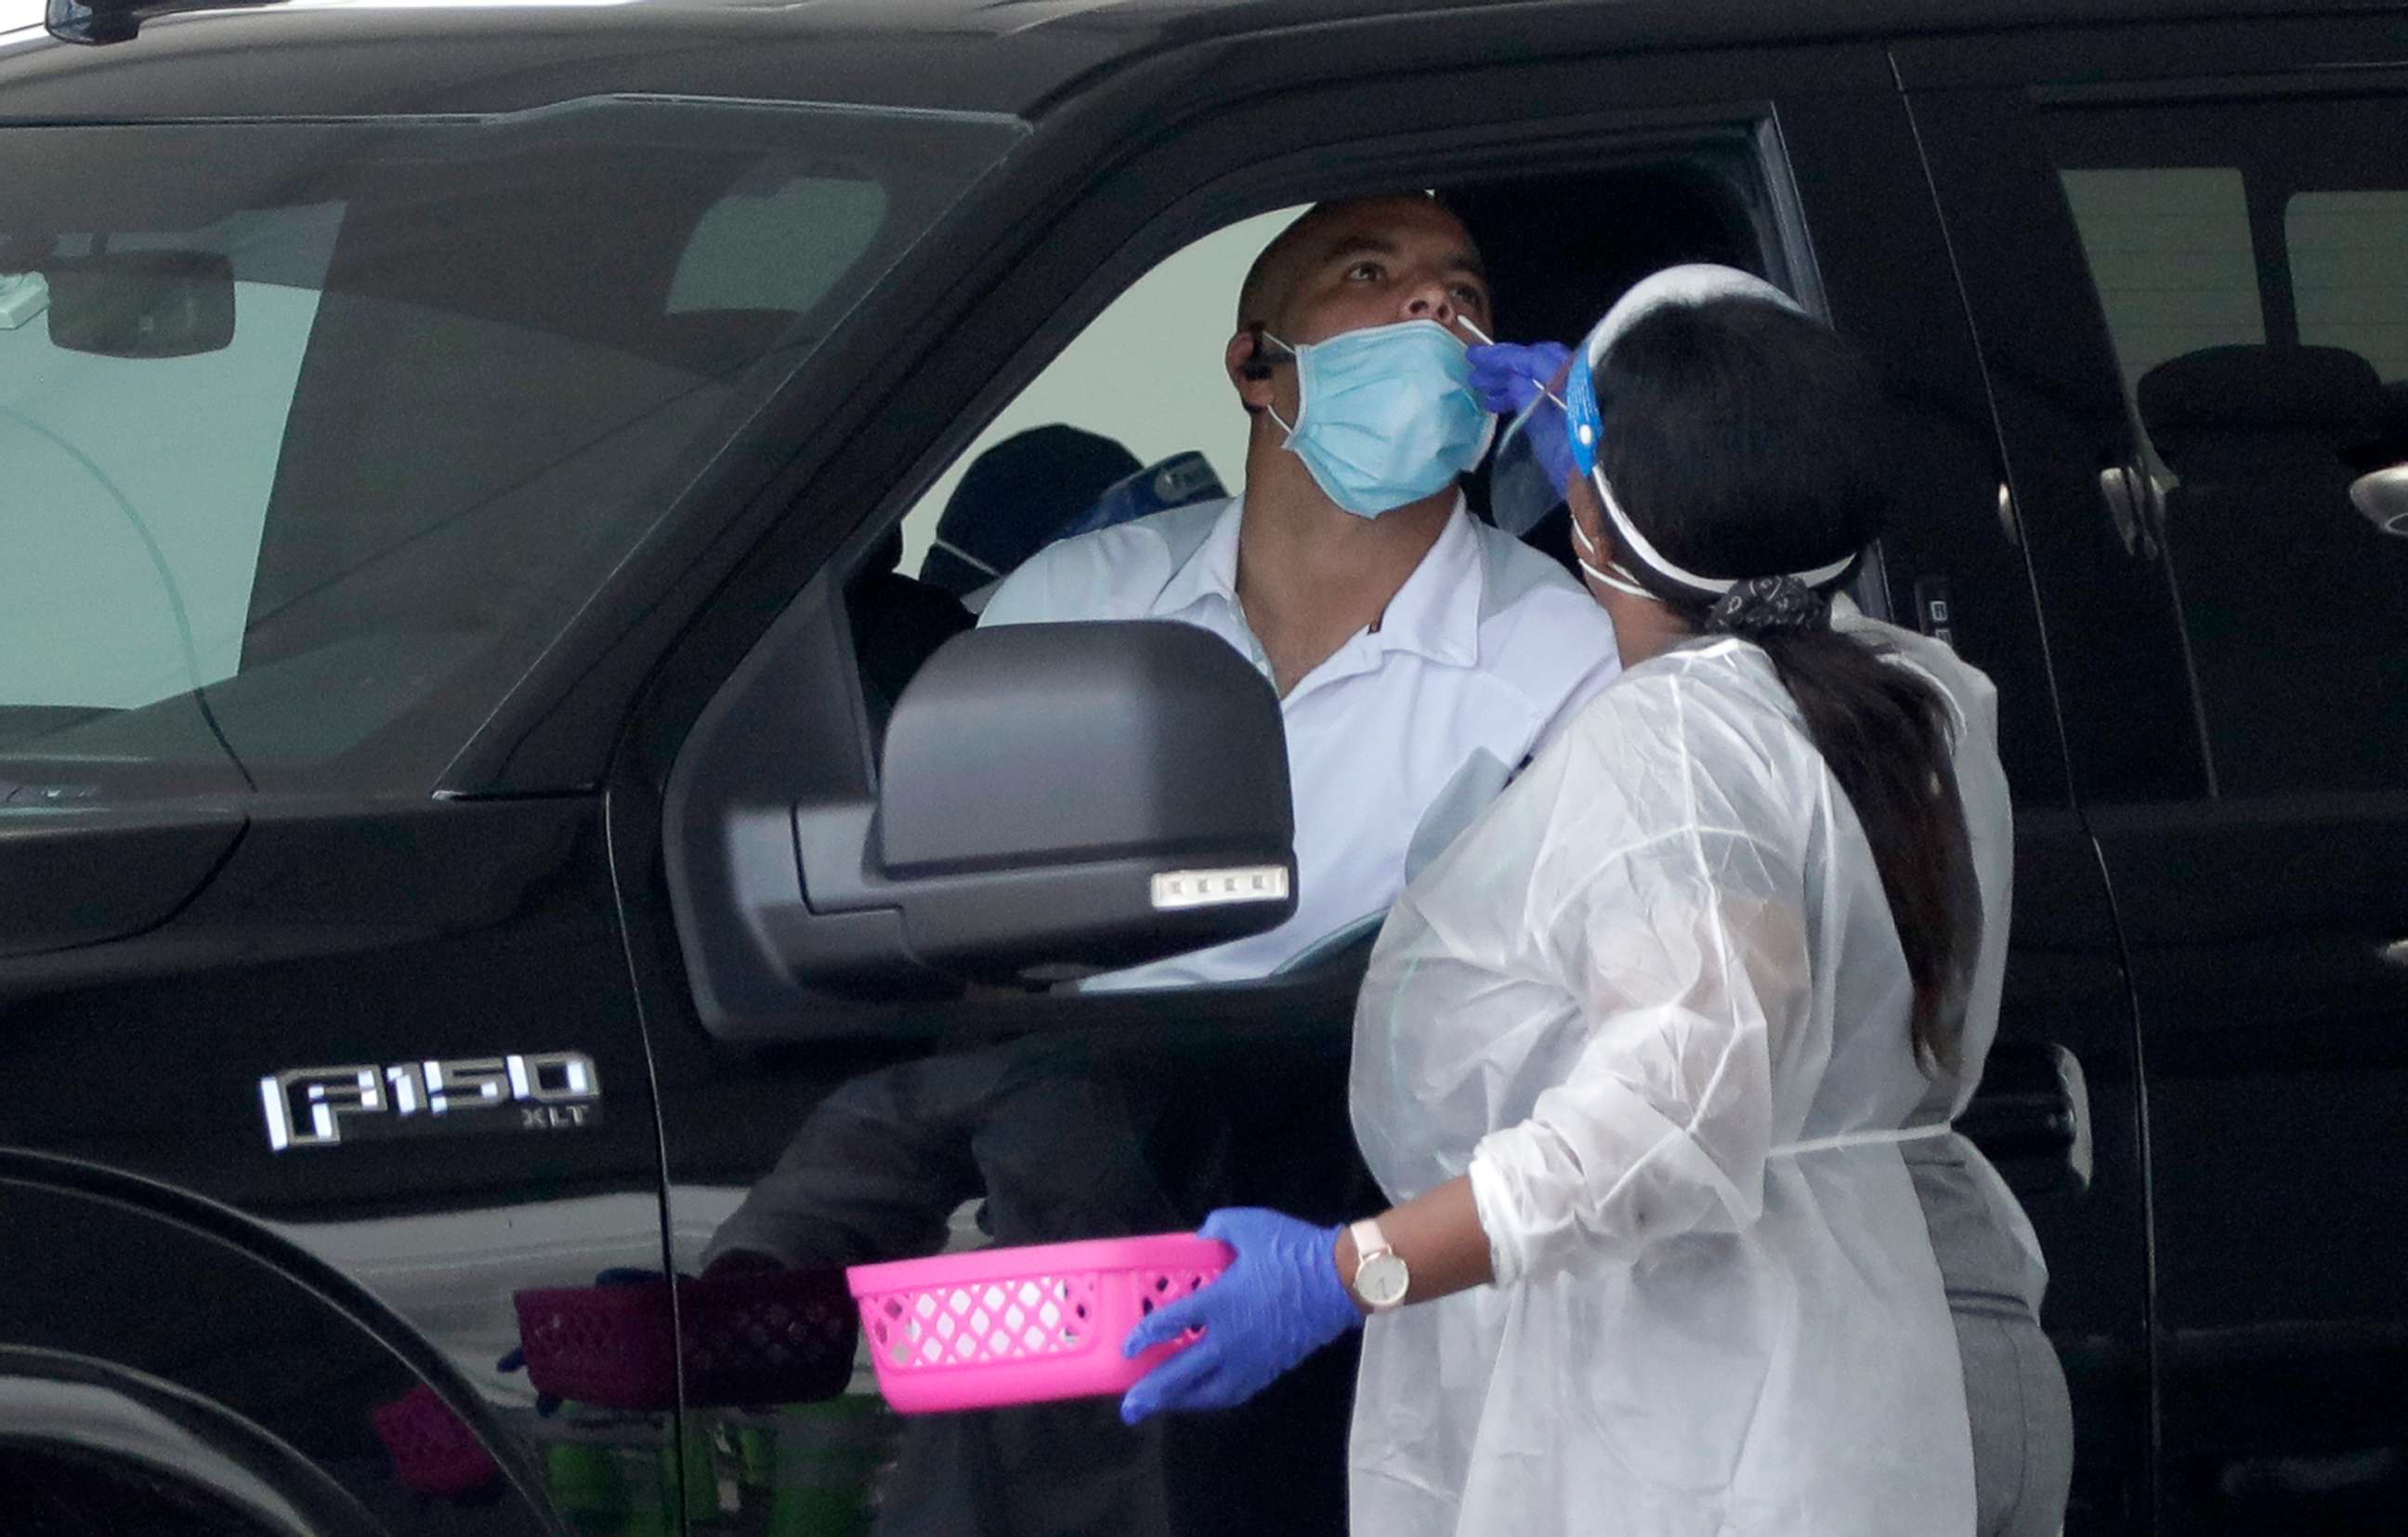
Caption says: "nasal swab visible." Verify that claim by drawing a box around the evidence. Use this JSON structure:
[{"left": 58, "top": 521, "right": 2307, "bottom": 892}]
[{"left": 1458, "top": 318, "right": 1569, "bottom": 412}]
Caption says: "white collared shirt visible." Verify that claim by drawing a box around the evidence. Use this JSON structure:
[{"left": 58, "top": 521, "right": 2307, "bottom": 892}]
[{"left": 978, "top": 493, "right": 1621, "bottom": 990}]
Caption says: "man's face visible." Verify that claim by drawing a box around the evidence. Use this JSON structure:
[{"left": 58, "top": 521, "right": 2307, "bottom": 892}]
[
  {"left": 1267, "top": 198, "right": 1491, "bottom": 348},
  {"left": 1228, "top": 198, "right": 1493, "bottom": 419}
]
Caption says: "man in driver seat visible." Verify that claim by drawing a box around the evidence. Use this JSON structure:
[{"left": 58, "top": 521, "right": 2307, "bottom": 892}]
[
  {"left": 977, "top": 192, "right": 1618, "bottom": 987},
  {"left": 708, "top": 194, "right": 1619, "bottom": 1536}
]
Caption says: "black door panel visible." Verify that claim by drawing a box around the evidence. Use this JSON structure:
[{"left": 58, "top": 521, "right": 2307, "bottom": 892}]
[
  {"left": 0, "top": 798, "right": 676, "bottom": 1530},
  {"left": 1909, "top": 29, "right": 2408, "bottom": 1531},
  {"left": 2096, "top": 800, "right": 2408, "bottom": 1528},
  {"left": 1780, "top": 84, "right": 2153, "bottom": 1533},
  {"left": 0, "top": 1171, "right": 552, "bottom": 1534},
  {"left": 0, "top": 806, "right": 242, "bottom": 959},
  {"left": 1982, "top": 811, "right": 2153, "bottom": 1534}
]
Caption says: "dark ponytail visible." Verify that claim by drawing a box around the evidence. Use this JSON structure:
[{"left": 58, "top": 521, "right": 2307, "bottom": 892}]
[
  {"left": 1594, "top": 301, "right": 1981, "bottom": 1073},
  {"left": 1747, "top": 626, "right": 1978, "bottom": 1072}
]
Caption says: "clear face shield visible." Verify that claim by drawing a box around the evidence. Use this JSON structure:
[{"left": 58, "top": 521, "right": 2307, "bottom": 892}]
[{"left": 1485, "top": 391, "right": 1570, "bottom": 540}]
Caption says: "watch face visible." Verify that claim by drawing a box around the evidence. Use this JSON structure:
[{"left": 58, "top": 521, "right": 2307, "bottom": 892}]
[{"left": 1357, "top": 1250, "right": 1410, "bottom": 1308}]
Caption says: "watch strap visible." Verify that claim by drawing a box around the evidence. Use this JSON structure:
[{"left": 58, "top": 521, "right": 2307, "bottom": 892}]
[
  {"left": 1349, "top": 1217, "right": 1393, "bottom": 1268},
  {"left": 1348, "top": 1217, "right": 1411, "bottom": 1311}
]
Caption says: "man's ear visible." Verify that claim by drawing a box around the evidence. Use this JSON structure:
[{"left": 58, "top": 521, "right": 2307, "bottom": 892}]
[{"left": 1227, "top": 327, "right": 1276, "bottom": 414}]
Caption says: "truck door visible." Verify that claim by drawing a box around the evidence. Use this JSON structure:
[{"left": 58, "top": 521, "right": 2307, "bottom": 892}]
[{"left": 1904, "top": 16, "right": 2408, "bottom": 1530}]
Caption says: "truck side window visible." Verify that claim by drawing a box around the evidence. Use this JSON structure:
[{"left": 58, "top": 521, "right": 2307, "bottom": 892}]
[
  {"left": 2048, "top": 99, "right": 2408, "bottom": 795},
  {"left": 888, "top": 206, "right": 1305, "bottom": 601},
  {"left": 831, "top": 162, "right": 1789, "bottom": 994},
  {"left": 836, "top": 210, "right": 1308, "bottom": 736}
]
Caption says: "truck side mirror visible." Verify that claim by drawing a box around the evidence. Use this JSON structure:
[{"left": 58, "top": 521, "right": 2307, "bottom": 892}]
[{"left": 666, "top": 611, "right": 1296, "bottom": 1037}]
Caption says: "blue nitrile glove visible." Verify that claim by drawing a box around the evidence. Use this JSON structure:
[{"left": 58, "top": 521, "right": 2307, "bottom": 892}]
[
  {"left": 1118, "top": 1208, "right": 1363, "bottom": 1425},
  {"left": 1465, "top": 340, "right": 1570, "bottom": 417},
  {"left": 1467, "top": 340, "right": 1577, "bottom": 498}
]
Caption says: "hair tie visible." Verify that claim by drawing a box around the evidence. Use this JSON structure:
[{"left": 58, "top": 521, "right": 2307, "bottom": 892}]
[{"left": 1704, "top": 575, "right": 1831, "bottom": 639}]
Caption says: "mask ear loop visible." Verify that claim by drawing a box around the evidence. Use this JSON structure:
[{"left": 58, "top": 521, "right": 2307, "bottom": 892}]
[{"left": 1245, "top": 326, "right": 1302, "bottom": 439}]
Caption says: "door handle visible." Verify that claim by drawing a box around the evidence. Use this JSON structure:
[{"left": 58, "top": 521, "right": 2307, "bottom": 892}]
[
  {"left": 2098, "top": 465, "right": 2163, "bottom": 559},
  {"left": 1957, "top": 1043, "right": 2093, "bottom": 1196},
  {"left": 2349, "top": 463, "right": 2408, "bottom": 537}
]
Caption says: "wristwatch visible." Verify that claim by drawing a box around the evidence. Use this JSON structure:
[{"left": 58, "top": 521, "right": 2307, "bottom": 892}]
[{"left": 1348, "top": 1218, "right": 1410, "bottom": 1311}]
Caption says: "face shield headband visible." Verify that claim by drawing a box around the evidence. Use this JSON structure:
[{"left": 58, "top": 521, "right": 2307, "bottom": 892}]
[{"left": 1564, "top": 265, "right": 1858, "bottom": 600}]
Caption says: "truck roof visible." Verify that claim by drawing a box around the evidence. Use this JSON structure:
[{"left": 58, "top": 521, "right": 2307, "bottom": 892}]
[{"left": 0, "top": 0, "right": 2394, "bottom": 122}]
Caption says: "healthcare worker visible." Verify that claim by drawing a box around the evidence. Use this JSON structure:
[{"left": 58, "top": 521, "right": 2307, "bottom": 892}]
[
  {"left": 1121, "top": 266, "right": 2065, "bottom": 1536},
  {"left": 1469, "top": 272, "right": 2074, "bottom": 1537}
]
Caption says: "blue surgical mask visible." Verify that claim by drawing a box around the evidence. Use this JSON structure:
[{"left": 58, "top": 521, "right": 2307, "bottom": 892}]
[{"left": 1262, "top": 319, "right": 1496, "bottom": 519}]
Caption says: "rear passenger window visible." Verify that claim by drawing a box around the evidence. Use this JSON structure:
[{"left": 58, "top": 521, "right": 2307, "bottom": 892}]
[
  {"left": 2057, "top": 167, "right": 2263, "bottom": 385},
  {"left": 2287, "top": 189, "right": 2408, "bottom": 381},
  {"left": 2048, "top": 97, "right": 2408, "bottom": 795}
]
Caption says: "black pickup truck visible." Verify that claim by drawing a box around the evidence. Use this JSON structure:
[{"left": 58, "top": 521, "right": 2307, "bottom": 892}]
[{"left": 3, "top": 0, "right": 2404, "bottom": 1531}]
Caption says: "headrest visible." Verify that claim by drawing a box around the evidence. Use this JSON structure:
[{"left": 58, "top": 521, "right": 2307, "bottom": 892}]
[
  {"left": 870, "top": 528, "right": 906, "bottom": 574},
  {"left": 2139, "top": 345, "right": 2384, "bottom": 439},
  {"left": 921, "top": 425, "right": 1142, "bottom": 597},
  {"left": 1054, "top": 452, "right": 1228, "bottom": 543}
]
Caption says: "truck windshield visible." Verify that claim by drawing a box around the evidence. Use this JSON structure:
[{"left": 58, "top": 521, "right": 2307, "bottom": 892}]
[{"left": 0, "top": 98, "right": 1018, "bottom": 801}]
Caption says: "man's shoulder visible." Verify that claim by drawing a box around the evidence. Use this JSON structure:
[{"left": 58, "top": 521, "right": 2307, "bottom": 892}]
[
  {"left": 1468, "top": 520, "right": 1619, "bottom": 662},
  {"left": 1469, "top": 520, "right": 1603, "bottom": 624},
  {"left": 979, "top": 497, "right": 1232, "bottom": 626}
]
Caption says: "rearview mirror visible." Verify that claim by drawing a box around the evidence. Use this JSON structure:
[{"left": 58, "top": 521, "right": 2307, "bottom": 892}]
[{"left": 46, "top": 251, "right": 235, "bottom": 359}]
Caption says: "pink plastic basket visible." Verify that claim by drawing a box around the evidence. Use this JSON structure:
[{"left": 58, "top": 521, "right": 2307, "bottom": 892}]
[
  {"left": 511, "top": 1267, "right": 856, "bottom": 1411},
  {"left": 371, "top": 1384, "right": 501, "bottom": 1498},
  {"left": 847, "top": 1233, "right": 1232, "bottom": 1413}
]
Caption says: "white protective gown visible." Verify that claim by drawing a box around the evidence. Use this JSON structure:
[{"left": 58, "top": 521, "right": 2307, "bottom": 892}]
[{"left": 1348, "top": 628, "right": 1983, "bottom": 1537}]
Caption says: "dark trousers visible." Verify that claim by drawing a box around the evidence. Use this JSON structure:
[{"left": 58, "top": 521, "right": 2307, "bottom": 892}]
[{"left": 710, "top": 1033, "right": 1232, "bottom": 1537}]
